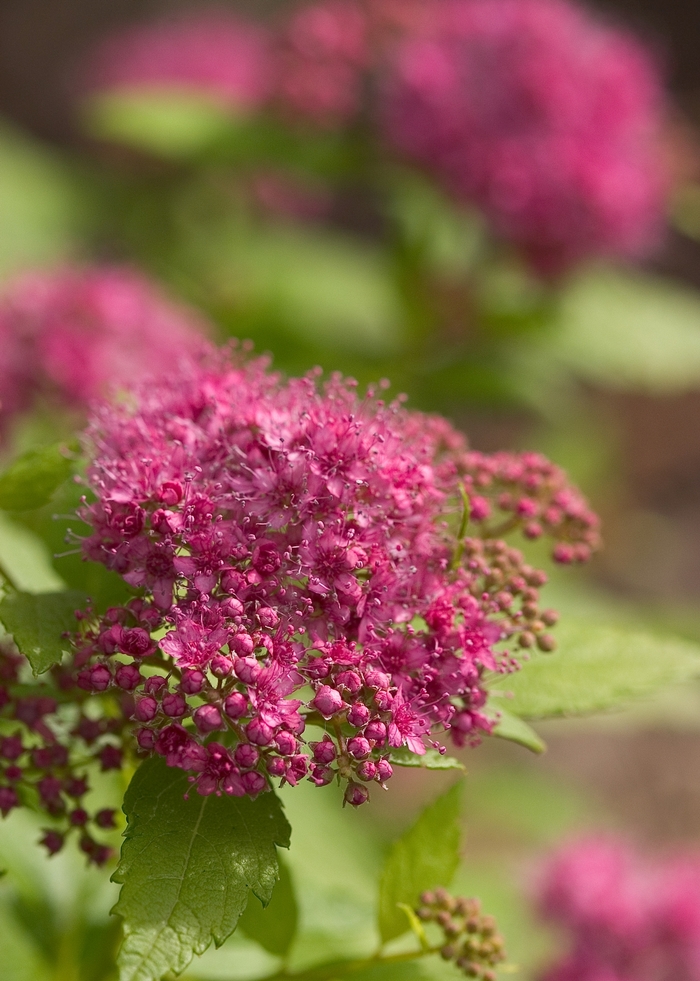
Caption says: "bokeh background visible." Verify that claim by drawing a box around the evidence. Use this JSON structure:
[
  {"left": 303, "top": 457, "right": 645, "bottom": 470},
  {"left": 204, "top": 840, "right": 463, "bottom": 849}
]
[{"left": 2, "top": 1, "right": 700, "bottom": 979}]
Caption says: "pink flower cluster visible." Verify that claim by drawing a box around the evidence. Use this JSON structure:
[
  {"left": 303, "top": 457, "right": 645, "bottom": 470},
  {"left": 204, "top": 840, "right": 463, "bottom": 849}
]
[
  {"left": 0, "top": 265, "right": 207, "bottom": 434},
  {"left": 538, "top": 837, "right": 700, "bottom": 981},
  {"left": 81, "top": 9, "right": 273, "bottom": 112},
  {"left": 382, "top": 0, "right": 668, "bottom": 271},
  {"left": 62, "top": 344, "right": 596, "bottom": 810},
  {"left": 80, "top": 0, "right": 668, "bottom": 270}
]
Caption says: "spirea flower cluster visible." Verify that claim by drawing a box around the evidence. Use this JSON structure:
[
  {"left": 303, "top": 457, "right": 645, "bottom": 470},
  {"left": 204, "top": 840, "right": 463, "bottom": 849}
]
[
  {"left": 81, "top": 10, "right": 273, "bottom": 112},
  {"left": 0, "top": 265, "right": 207, "bottom": 434},
  {"left": 382, "top": 0, "right": 668, "bottom": 271},
  {"left": 538, "top": 837, "right": 700, "bottom": 981},
  {"left": 43, "top": 345, "right": 594, "bottom": 820}
]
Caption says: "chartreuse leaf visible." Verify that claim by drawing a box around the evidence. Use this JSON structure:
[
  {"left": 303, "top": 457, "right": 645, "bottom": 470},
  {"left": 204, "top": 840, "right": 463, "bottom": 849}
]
[
  {"left": 0, "top": 443, "right": 74, "bottom": 511},
  {"left": 500, "top": 619, "right": 700, "bottom": 720},
  {"left": 0, "top": 590, "right": 88, "bottom": 675},
  {"left": 83, "top": 89, "right": 236, "bottom": 159},
  {"left": 112, "top": 757, "right": 291, "bottom": 981},
  {"left": 489, "top": 706, "right": 546, "bottom": 754},
  {"left": 554, "top": 269, "right": 700, "bottom": 392},
  {"left": 378, "top": 782, "right": 462, "bottom": 944},
  {"left": 388, "top": 746, "right": 465, "bottom": 771},
  {"left": 239, "top": 855, "right": 298, "bottom": 957},
  {"left": 0, "top": 512, "right": 66, "bottom": 593}
]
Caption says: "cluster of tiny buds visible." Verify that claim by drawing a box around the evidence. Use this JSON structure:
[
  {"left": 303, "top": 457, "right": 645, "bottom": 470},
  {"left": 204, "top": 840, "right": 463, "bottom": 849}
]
[
  {"left": 416, "top": 889, "right": 506, "bottom": 980},
  {"left": 461, "top": 538, "right": 559, "bottom": 653}
]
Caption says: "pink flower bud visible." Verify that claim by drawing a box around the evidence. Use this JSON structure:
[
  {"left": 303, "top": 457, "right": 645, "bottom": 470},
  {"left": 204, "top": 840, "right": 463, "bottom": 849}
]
[
  {"left": 267, "top": 756, "right": 287, "bottom": 777},
  {"left": 347, "top": 702, "right": 370, "bottom": 727},
  {"left": 219, "top": 596, "right": 244, "bottom": 617},
  {"left": 136, "top": 727, "right": 156, "bottom": 750},
  {"left": 115, "top": 663, "right": 141, "bottom": 690},
  {"left": 344, "top": 782, "right": 370, "bottom": 807},
  {"left": 469, "top": 496, "right": 491, "bottom": 522},
  {"left": 309, "top": 764, "right": 334, "bottom": 786},
  {"left": 234, "top": 656, "right": 261, "bottom": 683},
  {"left": 234, "top": 744, "right": 260, "bottom": 768},
  {"left": 242, "top": 771, "right": 267, "bottom": 795},
  {"left": 553, "top": 543, "right": 575, "bottom": 564},
  {"left": 356, "top": 760, "right": 377, "bottom": 782},
  {"left": 162, "top": 692, "right": 187, "bottom": 717},
  {"left": 99, "top": 745, "right": 123, "bottom": 770},
  {"left": 231, "top": 632, "right": 255, "bottom": 656},
  {"left": 376, "top": 759, "right": 393, "bottom": 782},
  {"left": 180, "top": 668, "right": 205, "bottom": 694},
  {"left": 77, "top": 664, "right": 112, "bottom": 692},
  {"left": 223, "top": 691, "right": 248, "bottom": 719},
  {"left": 246, "top": 717, "right": 274, "bottom": 746},
  {"left": 210, "top": 654, "right": 233, "bottom": 677},
  {"left": 311, "top": 736, "right": 337, "bottom": 764},
  {"left": 336, "top": 670, "right": 362, "bottom": 694},
  {"left": 274, "top": 731, "right": 297, "bottom": 756},
  {"left": 193, "top": 704, "right": 223, "bottom": 733},
  {"left": 144, "top": 675, "right": 167, "bottom": 695},
  {"left": 347, "top": 736, "right": 371, "bottom": 759},
  {"left": 70, "top": 808, "right": 88, "bottom": 826},
  {"left": 257, "top": 606, "right": 279, "bottom": 627},
  {"left": 364, "top": 668, "right": 390, "bottom": 690},
  {"left": 312, "top": 684, "right": 344, "bottom": 717},
  {"left": 134, "top": 696, "right": 159, "bottom": 722},
  {"left": 374, "top": 690, "right": 393, "bottom": 712}
]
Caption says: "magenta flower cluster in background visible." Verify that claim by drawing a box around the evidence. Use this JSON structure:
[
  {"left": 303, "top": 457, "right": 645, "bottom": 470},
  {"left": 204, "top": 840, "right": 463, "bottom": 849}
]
[
  {"left": 384, "top": 0, "right": 668, "bottom": 271},
  {"left": 80, "top": 0, "right": 670, "bottom": 272},
  {"left": 538, "top": 837, "right": 700, "bottom": 981},
  {"left": 0, "top": 265, "right": 207, "bottom": 436}
]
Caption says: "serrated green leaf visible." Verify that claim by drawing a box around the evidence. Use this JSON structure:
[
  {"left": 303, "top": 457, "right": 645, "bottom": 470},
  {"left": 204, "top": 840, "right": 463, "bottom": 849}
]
[
  {"left": 388, "top": 746, "right": 465, "bottom": 771},
  {"left": 500, "top": 619, "right": 700, "bottom": 719},
  {"left": 239, "top": 855, "right": 298, "bottom": 958},
  {"left": 378, "top": 783, "right": 462, "bottom": 944},
  {"left": 489, "top": 706, "right": 546, "bottom": 754},
  {"left": 112, "top": 756, "right": 291, "bottom": 981},
  {"left": 0, "top": 444, "right": 73, "bottom": 512},
  {"left": 0, "top": 590, "right": 87, "bottom": 675}
]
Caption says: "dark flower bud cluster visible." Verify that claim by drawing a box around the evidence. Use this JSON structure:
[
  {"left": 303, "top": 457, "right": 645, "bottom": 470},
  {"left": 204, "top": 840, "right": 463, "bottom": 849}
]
[
  {"left": 417, "top": 888, "right": 506, "bottom": 979},
  {"left": 0, "top": 639, "right": 122, "bottom": 864}
]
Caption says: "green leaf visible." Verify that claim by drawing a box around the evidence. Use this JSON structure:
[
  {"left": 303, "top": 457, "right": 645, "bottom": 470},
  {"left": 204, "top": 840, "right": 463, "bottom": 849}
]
[
  {"left": 488, "top": 706, "right": 546, "bottom": 754},
  {"left": 388, "top": 746, "right": 465, "bottom": 771},
  {"left": 499, "top": 619, "right": 700, "bottom": 719},
  {"left": 0, "top": 513, "right": 66, "bottom": 593},
  {"left": 82, "top": 89, "right": 236, "bottom": 159},
  {"left": 239, "top": 855, "right": 298, "bottom": 958},
  {"left": 0, "top": 590, "right": 87, "bottom": 675},
  {"left": 112, "top": 756, "right": 291, "bottom": 981},
  {"left": 0, "top": 444, "right": 73, "bottom": 512},
  {"left": 554, "top": 269, "right": 700, "bottom": 393},
  {"left": 378, "top": 783, "right": 462, "bottom": 944}
]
